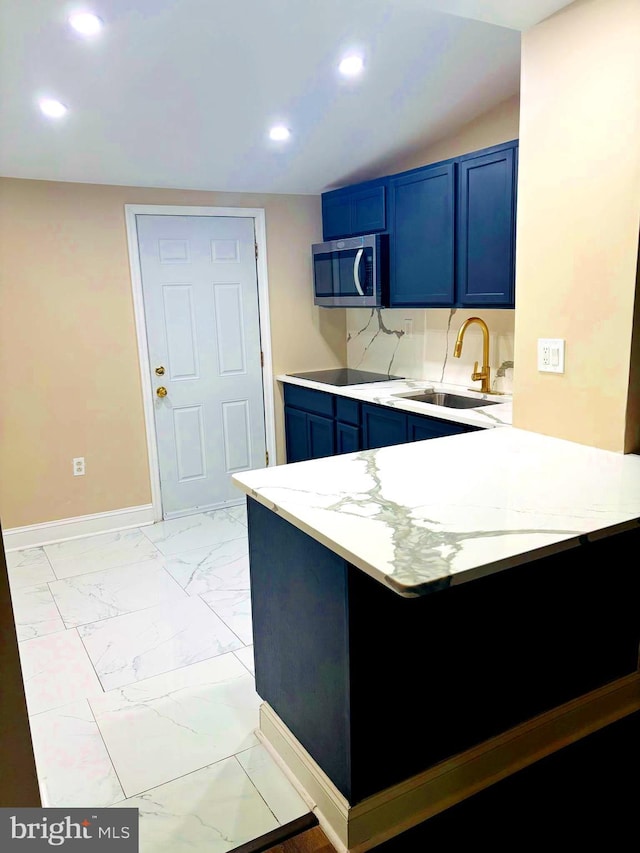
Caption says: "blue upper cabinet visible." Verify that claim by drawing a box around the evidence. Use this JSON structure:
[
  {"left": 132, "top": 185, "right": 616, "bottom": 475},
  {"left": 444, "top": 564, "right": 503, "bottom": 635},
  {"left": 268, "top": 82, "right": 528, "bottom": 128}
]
[
  {"left": 322, "top": 184, "right": 386, "bottom": 241},
  {"left": 457, "top": 142, "right": 517, "bottom": 306},
  {"left": 388, "top": 163, "right": 456, "bottom": 307},
  {"left": 319, "top": 139, "right": 518, "bottom": 309}
]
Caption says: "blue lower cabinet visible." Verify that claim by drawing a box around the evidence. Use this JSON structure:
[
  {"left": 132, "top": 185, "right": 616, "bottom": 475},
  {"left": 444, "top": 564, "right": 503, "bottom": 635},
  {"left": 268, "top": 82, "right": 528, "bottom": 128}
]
[
  {"left": 308, "top": 413, "right": 335, "bottom": 459},
  {"left": 284, "top": 406, "right": 310, "bottom": 463},
  {"left": 284, "top": 407, "right": 334, "bottom": 462},
  {"left": 284, "top": 385, "right": 336, "bottom": 463},
  {"left": 336, "top": 421, "right": 361, "bottom": 454},
  {"left": 361, "top": 404, "right": 408, "bottom": 450},
  {"left": 407, "top": 414, "right": 480, "bottom": 441},
  {"left": 284, "top": 388, "right": 483, "bottom": 462}
]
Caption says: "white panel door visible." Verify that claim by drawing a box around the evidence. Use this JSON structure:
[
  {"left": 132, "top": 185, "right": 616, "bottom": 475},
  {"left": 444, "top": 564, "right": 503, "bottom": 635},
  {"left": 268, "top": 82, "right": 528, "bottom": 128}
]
[{"left": 136, "top": 214, "right": 266, "bottom": 517}]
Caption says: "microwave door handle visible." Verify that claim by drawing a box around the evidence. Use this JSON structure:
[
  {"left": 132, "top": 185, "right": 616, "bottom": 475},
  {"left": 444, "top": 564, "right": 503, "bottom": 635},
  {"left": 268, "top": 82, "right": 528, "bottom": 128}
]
[{"left": 353, "top": 249, "right": 365, "bottom": 296}]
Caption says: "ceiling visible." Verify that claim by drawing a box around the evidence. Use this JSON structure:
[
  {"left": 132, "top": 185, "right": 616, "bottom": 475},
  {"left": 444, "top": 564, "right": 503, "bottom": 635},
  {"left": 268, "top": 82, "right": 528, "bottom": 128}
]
[{"left": 0, "top": 0, "right": 574, "bottom": 195}]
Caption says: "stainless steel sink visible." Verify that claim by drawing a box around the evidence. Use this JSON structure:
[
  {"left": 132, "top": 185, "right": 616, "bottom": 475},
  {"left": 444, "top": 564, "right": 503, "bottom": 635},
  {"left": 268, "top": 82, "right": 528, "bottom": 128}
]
[{"left": 395, "top": 391, "right": 501, "bottom": 409}]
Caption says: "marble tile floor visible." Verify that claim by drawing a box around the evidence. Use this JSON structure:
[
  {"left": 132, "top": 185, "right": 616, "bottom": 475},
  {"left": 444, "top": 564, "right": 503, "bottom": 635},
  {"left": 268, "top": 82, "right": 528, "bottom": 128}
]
[{"left": 6, "top": 507, "right": 309, "bottom": 853}]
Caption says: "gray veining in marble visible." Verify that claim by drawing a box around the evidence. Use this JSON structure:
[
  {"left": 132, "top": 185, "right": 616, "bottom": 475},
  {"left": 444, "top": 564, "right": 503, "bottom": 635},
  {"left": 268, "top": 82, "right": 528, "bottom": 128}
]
[
  {"left": 320, "top": 448, "right": 580, "bottom": 595},
  {"left": 348, "top": 308, "right": 406, "bottom": 376}
]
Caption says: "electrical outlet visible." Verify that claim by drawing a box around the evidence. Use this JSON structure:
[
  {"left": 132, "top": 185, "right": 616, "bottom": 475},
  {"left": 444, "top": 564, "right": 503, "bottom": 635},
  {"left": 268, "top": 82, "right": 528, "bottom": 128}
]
[
  {"left": 537, "top": 339, "right": 565, "bottom": 374},
  {"left": 73, "top": 457, "right": 85, "bottom": 476},
  {"left": 403, "top": 318, "right": 413, "bottom": 338}
]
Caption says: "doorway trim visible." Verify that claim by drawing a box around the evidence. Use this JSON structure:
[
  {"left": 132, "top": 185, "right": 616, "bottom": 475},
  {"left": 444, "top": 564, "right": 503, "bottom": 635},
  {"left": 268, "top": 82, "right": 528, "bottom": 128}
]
[{"left": 124, "top": 204, "right": 276, "bottom": 523}]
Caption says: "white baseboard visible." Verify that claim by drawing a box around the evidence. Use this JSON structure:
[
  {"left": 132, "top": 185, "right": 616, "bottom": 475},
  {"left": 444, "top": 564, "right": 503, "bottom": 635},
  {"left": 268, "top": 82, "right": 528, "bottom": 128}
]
[
  {"left": 2, "top": 504, "right": 155, "bottom": 551},
  {"left": 258, "top": 672, "right": 640, "bottom": 851}
]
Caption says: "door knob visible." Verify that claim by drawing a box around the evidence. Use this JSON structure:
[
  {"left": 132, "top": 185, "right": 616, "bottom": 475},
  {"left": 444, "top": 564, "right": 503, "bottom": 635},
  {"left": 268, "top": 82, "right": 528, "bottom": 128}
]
[
  {"left": 155, "top": 366, "right": 165, "bottom": 376},
  {"left": 156, "top": 386, "right": 168, "bottom": 398}
]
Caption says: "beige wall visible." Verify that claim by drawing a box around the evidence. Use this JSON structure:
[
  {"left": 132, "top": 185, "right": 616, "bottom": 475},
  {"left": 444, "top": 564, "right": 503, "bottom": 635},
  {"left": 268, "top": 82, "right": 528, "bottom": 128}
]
[
  {"left": 512, "top": 0, "right": 640, "bottom": 452},
  {"left": 0, "top": 178, "right": 346, "bottom": 529},
  {"left": 386, "top": 94, "right": 520, "bottom": 175}
]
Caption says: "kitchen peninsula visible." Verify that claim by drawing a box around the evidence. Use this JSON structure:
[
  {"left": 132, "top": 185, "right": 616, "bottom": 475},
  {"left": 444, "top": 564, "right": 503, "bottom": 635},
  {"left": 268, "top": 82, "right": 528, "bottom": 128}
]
[{"left": 232, "top": 427, "right": 640, "bottom": 851}]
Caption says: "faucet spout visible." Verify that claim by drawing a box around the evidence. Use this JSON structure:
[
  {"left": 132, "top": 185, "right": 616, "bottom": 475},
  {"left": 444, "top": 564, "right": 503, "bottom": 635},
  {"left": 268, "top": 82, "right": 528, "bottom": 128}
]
[{"left": 454, "top": 316, "right": 491, "bottom": 394}]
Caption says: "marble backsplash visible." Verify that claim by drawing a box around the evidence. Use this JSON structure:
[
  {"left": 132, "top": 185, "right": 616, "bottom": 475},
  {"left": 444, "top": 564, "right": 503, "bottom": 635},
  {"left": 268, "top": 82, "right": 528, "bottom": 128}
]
[{"left": 346, "top": 307, "right": 515, "bottom": 395}]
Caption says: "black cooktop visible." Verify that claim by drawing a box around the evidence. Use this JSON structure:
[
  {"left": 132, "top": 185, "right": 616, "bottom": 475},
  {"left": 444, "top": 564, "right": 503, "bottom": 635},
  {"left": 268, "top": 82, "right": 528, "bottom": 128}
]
[{"left": 287, "top": 368, "right": 404, "bottom": 386}]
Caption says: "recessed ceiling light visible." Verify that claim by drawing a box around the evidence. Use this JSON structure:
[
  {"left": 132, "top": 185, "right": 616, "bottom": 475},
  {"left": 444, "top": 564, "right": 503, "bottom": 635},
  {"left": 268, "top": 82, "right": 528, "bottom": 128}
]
[
  {"left": 68, "top": 12, "right": 104, "bottom": 36},
  {"left": 338, "top": 54, "right": 364, "bottom": 77},
  {"left": 269, "top": 125, "right": 291, "bottom": 141},
  {"left": 39, "top": 98, "right": 68, "bottom": 118}
]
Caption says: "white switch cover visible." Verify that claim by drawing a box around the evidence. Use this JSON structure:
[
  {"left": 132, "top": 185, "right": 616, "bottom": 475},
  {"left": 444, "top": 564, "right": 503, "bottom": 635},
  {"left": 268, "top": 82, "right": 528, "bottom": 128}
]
[{"left": 537, "top": 339, "right": 565, "bottom": 374}]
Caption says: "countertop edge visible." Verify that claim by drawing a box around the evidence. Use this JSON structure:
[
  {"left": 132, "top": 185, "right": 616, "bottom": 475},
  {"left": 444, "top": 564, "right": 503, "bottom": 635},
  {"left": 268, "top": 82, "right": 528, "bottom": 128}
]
[{"left": 277, "top": 373, "right": 513, "bottom": 430}]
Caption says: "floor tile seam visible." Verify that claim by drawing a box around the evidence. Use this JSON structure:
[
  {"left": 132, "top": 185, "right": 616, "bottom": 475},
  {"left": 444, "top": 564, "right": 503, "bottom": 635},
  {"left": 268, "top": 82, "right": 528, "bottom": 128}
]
[
  {"left": 232, "top": 650, "right": 255, "bottom": 676},
  {"left": 74, "top": 625, "right": 113, "bottom": 697},
  {"left": 20, "top": 627, "right": 107, "bottom": 717},
  {"left": 198, "top": 593, "right": 250, "bottom": 647},
  {"left": 102, "top": 741, "right": 262, "bottom": 803},
  {"left": 52, "top": 585, "right": 193, "bottom": 630},
  {"left": 151, "top": 532, "right": 250, "bottom": 559},
  {"left": 97, "top": 644, "right": 252, "bottom": 687},
  {"left": 43, "top": 530, "right": 164, "bottom": 565},
  {"left": 221, "top": 507, "right": 248, "bottom": 527},
  {"left": 45, "top": 551, "right": 168, "bottom": 583},
  {"left": 11, "top": 589, "right": 66, "bottom": 642},
  {"left": 29, "top": 697, "right": 127, "bottom": 809},
  {"left": 84, "top": 696, "right": 128, "bottom": 805},
  {"left": 46, "top": 562, "right": 194, "bottom": 629},
  {"left": 232, "top": 750, "right": 284, "bottom": 827},
  {"left": 137, "top": 517, "right": 228, "bottom": 546},
  {"left": 85, "top": 638, "right": 255, "bottom": 694},
  {"left": 40, "top": 577, "right": 69, "bottom": 628},
  {"left": 166, "top": 562, "right": 252, "bottom": 596},
  {"left": 6, "top": 547, "right": 57, "bottom": 581}
]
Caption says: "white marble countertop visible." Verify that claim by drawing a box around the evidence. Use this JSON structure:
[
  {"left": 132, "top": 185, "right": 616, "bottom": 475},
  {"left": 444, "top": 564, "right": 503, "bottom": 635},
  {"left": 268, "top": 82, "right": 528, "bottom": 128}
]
[
  {"left": 233, "top": 427, "right": 640, "bottom": 597},
  {"left": 277, "top": 373, "right": 512, "bottom": 430}
]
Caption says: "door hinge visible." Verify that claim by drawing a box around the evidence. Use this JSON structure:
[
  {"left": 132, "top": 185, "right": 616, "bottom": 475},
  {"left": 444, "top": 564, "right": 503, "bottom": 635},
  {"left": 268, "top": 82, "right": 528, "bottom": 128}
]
[
  {"left": 265, "top": 450, "right": 270, "bottom": 466},
  {"left": 255, "top": 242, "right": 258, "bottom": 260},
  {"left": 260, "top": 351, "right": 264, "bottom": 367}
]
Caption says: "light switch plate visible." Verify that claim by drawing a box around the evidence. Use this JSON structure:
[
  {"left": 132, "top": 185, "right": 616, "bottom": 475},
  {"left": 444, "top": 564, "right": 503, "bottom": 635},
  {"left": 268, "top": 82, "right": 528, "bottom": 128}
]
[{"left": 537, "top": 338, "right": 565, "bottom": 373}]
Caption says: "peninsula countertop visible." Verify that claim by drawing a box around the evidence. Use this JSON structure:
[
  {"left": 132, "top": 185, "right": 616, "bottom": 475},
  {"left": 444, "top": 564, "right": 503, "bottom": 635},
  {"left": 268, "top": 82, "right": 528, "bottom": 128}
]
[
  {"left": 277, "top": 373, "right": 512, "bottom": 430},
  {"left": 232, "top": 427, "right": 640, "bottom": 597}
]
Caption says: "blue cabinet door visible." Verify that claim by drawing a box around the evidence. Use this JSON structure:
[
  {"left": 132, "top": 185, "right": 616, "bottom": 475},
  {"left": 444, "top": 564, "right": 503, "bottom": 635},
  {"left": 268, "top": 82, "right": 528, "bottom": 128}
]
[
  {"left": 407, "top": 414, "right": 480, "bottom": 442},
  {"left": 457, "top": 145, "right": 516, "bottom": 306},
  {"left": 285, "top": 406, "right": 335, "bottom": 462},
  {"left": 322, "top": 194, "right": 352, "bottom": 241},
  {"left": 336, "top": 422, "right": 361, "bottom": 454},
  {"left": 308, "top": 413, "right": 335, "bottom": 459},
  {"left": 322, "top": 185, "right": 386, "bottom": 241},
  {"left": 351, "top": 186, "right": 386, "bottom": 235},
  {"left": 285, "top": 406, "right": 310, "bottom": 463},
  {"left": 388, "top": 163, "right": 455, "bottom": 307},
  {"left": 362, "top": 404, "right": 408, "bottom": 449}
]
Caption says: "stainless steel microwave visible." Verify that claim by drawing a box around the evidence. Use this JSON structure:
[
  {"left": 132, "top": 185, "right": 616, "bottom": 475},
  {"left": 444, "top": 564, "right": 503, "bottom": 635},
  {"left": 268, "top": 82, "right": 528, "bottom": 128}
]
[{"left": 312, "top": 234, "right": 388, "bottom": 307}]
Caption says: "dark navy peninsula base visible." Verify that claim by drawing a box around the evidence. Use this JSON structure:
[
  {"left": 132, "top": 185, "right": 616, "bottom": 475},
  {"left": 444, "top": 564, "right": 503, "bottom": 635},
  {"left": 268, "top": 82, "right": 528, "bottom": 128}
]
[{"left": 247, "top": 498, "right": 640, "bottom": 806}]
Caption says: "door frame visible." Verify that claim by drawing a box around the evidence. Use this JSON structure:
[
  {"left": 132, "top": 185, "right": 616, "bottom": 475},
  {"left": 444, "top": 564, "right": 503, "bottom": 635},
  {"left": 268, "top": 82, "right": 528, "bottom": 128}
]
[{"left": 124, "top": 204, "right": 276, "bottom": 522}]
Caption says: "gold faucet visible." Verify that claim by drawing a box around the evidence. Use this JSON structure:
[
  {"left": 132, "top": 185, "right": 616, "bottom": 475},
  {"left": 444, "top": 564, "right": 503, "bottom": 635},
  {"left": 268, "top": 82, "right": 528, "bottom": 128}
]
[{"left": 454, "top": 317, "right": 491, "bottom": 394}]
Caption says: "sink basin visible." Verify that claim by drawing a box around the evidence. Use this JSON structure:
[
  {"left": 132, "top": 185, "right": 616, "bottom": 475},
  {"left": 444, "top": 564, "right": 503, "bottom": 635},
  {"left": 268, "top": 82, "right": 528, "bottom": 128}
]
[{"left": 395, "top": 391, "right": 501, "bottom": 409}]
